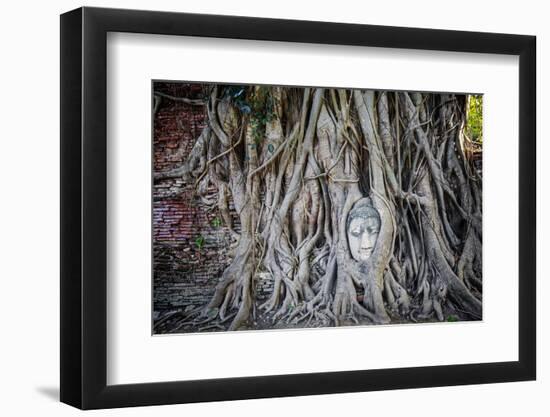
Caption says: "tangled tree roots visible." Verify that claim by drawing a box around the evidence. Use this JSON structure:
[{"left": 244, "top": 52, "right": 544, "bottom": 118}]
[{"left": 155, "top": 85, "right": 483, "bottom": 332}]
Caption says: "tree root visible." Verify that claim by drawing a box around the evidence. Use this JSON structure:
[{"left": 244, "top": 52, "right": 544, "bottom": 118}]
[{"left": 153, "top": 86, "right": 484, "bottom": 332}]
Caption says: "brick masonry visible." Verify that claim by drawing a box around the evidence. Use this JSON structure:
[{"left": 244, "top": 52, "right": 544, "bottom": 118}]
[{"left": 152, "top": 82, "right": 273, "bottom": 321}]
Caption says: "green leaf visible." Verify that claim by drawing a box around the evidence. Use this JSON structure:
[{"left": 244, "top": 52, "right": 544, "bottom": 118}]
[
  {"left": 466, "top": 95, "right": 483, "bottom": 144},
  {"left": 195, "top": 235, "right": 205, "bottom": 250}
]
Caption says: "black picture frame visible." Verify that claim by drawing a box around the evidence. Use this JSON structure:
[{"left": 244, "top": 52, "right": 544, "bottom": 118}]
[{"left": 60, "top": 6, "right": 536, "bottom": 410}]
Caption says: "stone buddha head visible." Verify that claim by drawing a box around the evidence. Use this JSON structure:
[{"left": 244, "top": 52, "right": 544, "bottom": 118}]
[{"left": 347, "top": 198, "right": 381, "bottom": 262}]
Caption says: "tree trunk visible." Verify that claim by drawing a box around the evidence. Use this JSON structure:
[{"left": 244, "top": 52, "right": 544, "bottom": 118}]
[{"left": 155, "top": 84, "right": 483, "bottom": 331}]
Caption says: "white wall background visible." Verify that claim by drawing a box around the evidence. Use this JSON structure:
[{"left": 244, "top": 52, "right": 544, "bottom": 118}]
[{"left": 0, "top": 0, "right": 545, "bottom": 415}]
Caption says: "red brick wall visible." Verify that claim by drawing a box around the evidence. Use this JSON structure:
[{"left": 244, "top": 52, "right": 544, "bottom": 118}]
[
  {"left": 152, "top": 82, "right": 272, "bottom": 322},
  {"left": 153, "top": 82, "right": 226, "bottom": 315},
  {"left": 153, "top": 82, "right": 208, "bottom": 243}
]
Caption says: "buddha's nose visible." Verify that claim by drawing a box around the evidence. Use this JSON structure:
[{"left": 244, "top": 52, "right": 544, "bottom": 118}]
[{"left": 361, "top": 233, "right": 374, "bottom": 250}]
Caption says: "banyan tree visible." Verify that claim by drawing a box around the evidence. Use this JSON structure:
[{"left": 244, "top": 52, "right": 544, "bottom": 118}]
[{"left": 154, "top": 84, "right": 483, "bottom": 331}]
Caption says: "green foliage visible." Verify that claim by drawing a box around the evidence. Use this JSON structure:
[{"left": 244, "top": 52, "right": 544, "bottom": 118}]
[
  {"left": 249, "top": 88, "right": 276, "bottom": 144},
  {"left": 194, "top": 235, "right": 205, "bottom": 251},
  {"left": 466, "top": 95, "right": 483, "bottom": 144},
  {"left": 223, "top": 85, "right": 276, "bottom": 144},
  {"left": 211, "top": 217, "right": 222, "bottom": 228},
  {"left": 446, "top": 314, "right": 459, "bottom": 322}
]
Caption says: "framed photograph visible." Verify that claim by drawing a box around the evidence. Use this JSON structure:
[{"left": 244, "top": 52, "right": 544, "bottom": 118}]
[{"left": 60, "top": 6, "right": 536, "bottom": 409}]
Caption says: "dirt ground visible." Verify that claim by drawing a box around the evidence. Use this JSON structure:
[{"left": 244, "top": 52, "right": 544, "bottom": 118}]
[{"left": 153, "top": 298, "right": 470, "bottom": 334}]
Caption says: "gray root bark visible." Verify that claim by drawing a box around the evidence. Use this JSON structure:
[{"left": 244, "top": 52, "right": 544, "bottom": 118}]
[{"left": 155, "top": 85, "right": 483, "bottom": 330}]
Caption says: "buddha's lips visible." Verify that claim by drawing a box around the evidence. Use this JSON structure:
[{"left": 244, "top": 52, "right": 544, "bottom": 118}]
[{"left": 359, "top": 249, "right": 373, "bottom": 259}]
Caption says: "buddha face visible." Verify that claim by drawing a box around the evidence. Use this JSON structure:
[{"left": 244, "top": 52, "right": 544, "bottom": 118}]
[{"left": 347, "top": 199, "right": 381, "bottom": 262}]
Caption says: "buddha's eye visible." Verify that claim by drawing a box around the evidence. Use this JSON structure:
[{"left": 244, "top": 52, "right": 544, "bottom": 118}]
[{"left": 351, "top": 228, "right": 362, "bottom": 237}]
